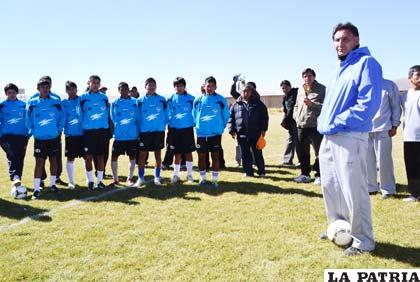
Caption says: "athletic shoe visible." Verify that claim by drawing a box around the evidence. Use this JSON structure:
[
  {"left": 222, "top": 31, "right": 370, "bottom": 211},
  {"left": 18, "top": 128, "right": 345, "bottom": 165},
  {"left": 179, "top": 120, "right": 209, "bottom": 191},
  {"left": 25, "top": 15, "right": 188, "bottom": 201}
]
[
  {"left": 199, "top": 179, "right": 207, "bottom": 187},
  {"left": 126, "top": 178, "right": 135, "bottom": 187},
  {"left": 12, "top": 179, "right": 22, "bottom": 188},
  {"left": 281, "top": 162, "right": 295, "bottom": 167},
  {"left": 32, "top": 190, "right": 41, "bottom": 200},
  {"left": 96, "top": 182, "right": 106, "bottom": 189},
  {"left": 319, "top": 232, "right": 328, "bottom": 240},
  {"left": 108, "top": 181, "right": 120, "bottom": 188},
  {"left": 171, "top": 175, "right": 180, "bottom": 184},
  {"left": 50, "top": 185, "right": 59, "bottom": 193},
  {"left": 135, "top": 178, "right": 145, "bottom": 188},
  {"left": 294, "top": 174, "right": 311, "bottom": 183},
  {"left": 381, "top": 194, "right": 394, "bottom": 200},
  {"left": 403, "top": 196, "right": 418, "bottom": 202},
  {"left": 314, "top": 177, "right": 321, "bottom": 185},
  {"left": 211, "top": 180, "right": 219, "bottom": 189},
  {"left": 243, "top": 173, "right": 253, "bottom": 178},
  {"left": 68, "top": 183, "right": 75, "bottom": 190},
  {"left": 56, "top": 178, "right": 67, "bottom": 185},
  {"left": 344, "top": 246, "right": 372, "bottom": 256},
  {"left": 154, "top": 178, "right": 162, "bottom": 186},
  {"left": 88, "top": 182, "right": 95, "bottom": 191},
  {"left": 186, "top": 175, "right": 194, "bottom": 184},
  {"left": 258, "top": 174, "right": 266, "bottom": 178}
]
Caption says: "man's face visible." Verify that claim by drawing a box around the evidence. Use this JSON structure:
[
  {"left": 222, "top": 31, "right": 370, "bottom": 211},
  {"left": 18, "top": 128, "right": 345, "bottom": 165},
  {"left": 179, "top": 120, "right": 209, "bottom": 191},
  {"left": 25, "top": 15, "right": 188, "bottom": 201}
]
[
  {"left": 145, "top": 82, "right": 156, "bottom": 94},
  {"left": 6, "top": 89, "right": 17, "bottom": 100},
  {"left": 410, "top": 71, "right": 420, "bottom": 89},
  {"left": 174, "top": 83, "right": 185, "bottom": 94},
  {"left": 333, "top": 29, "right": 359, "bottom": 57},
  {"left": 242, "top": 88, "right": 252, "bottom": 101},
  {"left": 119, "top": 85, "right": 130, "bottom": 97},
  {"left": 66, "top": 86, "right": 77, "bottom": 98},
  {"left": 303, "top": 72, "right": 315, "bottom": 87},
  {"left": 88, "top": 79, "right": 101, "bottom": 92},
  {"left": 38, "top": 84, "right": 51, "bottom": 96},
  {"left": 204, "top": 82, "right": 216, "bottom": 94},
  {"left": 281, "top": 85, "right": 291, "bottom": 95}
]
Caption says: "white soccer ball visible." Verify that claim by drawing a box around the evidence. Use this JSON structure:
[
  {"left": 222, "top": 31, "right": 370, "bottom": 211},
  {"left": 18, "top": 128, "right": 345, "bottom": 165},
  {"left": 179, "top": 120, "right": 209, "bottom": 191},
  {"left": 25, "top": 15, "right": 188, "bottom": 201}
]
[
  {"left": 327, "top": 219, "right": 353, "bottom": 246},
  {"left": 11, "top": 185, "right": 28, "bottom": 199}
]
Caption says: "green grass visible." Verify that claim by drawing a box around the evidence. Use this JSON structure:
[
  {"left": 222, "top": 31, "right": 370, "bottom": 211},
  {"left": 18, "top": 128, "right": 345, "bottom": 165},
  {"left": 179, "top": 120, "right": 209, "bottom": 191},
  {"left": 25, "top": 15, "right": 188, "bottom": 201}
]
[{"left": 0, "top": 111, "right": 418, "bottom": 281}]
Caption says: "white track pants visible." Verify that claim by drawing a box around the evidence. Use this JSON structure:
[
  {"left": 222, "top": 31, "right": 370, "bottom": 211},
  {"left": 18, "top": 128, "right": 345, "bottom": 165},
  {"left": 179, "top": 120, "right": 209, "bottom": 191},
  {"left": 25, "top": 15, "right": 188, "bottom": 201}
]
[
  {"left": 367, "top": 131, "right": 396, "bottom": 195},
  {"left": 319, "top": 132, "right": 375, "bottom": 251}
]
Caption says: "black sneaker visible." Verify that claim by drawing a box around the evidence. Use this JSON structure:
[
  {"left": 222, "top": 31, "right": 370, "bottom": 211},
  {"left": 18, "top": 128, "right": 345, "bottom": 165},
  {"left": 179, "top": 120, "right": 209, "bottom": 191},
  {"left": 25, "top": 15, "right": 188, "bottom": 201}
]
[
  {"left": 344, "top": 246, "right": 372, "bottom": 256},
  {"left": 32, "top": 190, "right": 41, "bottom": 200},
  {"left": 88, "top": 182, "right": 95, "bottom": 191},
  {"left": 55, "top": 178, "right": 67, "bottom": 185},
  {"left": 50, "top": 185, "right": 60, "bottom": 193},
  {"left": 97, "top": 182, "right": 106, "bottom": 189}
]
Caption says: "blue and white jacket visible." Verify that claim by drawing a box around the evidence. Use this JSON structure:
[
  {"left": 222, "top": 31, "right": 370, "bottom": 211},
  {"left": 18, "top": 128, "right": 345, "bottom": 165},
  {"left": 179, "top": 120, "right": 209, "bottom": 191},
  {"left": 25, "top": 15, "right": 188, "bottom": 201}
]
[
  {"left": 167, "top": 92, "right": 195, "bottom": 129},
  {"left": 0, "top": 99, "right": 30, "bottom": 137},
  {"left": 77, "top": 91, "right": 109, "bottom": 130},
  {"left": 192, "top": 93, "right": 230, "bottom": 137},
  {"left": 317, "top": 47, "right": 383, "bottom": 135},
  {"left": 25, "top": 94, "right": 64, "bottom": 140},
  {"left": 62, "top": 97, "right": 83, "bottom": 136},
  {"left": 137, "top": 93, "right": 168, "bottom": 133},
  {"left": 111, "top": 97, "right": 141, "bottom": 141}
]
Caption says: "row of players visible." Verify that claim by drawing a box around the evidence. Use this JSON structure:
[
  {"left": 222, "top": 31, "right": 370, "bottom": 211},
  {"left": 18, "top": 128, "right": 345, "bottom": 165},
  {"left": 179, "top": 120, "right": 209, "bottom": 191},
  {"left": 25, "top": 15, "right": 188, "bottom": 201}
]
[{"left": 1, "top": 75, "right": 263, "bottom": 199}]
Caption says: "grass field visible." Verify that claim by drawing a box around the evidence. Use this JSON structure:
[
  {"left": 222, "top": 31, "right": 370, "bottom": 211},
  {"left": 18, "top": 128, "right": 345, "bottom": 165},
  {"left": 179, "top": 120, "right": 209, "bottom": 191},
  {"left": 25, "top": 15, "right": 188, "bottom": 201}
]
[{"left": 0, "top": 111, "right": 418, "bottom": 281}]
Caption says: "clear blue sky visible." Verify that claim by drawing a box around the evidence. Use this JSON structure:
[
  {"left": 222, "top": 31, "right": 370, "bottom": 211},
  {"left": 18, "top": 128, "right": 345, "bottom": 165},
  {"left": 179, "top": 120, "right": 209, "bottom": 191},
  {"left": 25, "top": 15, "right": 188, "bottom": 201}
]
[{"left": 0, "top": 0, "right": 418, "bottom": 97}]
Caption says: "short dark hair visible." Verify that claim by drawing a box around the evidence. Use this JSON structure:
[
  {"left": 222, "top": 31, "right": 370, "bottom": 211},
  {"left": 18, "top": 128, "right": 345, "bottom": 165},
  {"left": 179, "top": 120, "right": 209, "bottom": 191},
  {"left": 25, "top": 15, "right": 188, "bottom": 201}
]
[
  {"left": 131, "top": 86, "right": 137, "bottom": 91},
  {"left": 145, "top": 77, "right": 156, "bottom": 86},
  {"left": 89, "top": 75, "right": 101, "bottom": 82},
  {"left": 173, "top": 77, "right": 186, "bottom": 87},
  {"left": 302, "top": 68, "right": 316, "bottom": 77},
  {"left": 4, "top": 83, "right": 19, "bottom": 94},
  {"left": 205, "top": 76, "right": 217, "bottom": 85},
  {"left": 280, "top": 80, "right": 291, "bottom": 87},
  {"left": 65, "top": 81, "right": 77, "bottom": 90},
  {"left": 247, "top": 81, "right": 257, "bottom": 89},
  {"left": 37, "top": 78, "right": 51, "bottom": 87},
  {"left": 118, "top": 82, "right": 129, "bottom": 89},
  {"left": 332, "top": 22, "right": 359, "bottom": 39},
  {"left": 40, "top": 76, "right": 52, "bottom": 83},
  {"left": 408, "top": 65, "right": 420, "bottom": 78}
]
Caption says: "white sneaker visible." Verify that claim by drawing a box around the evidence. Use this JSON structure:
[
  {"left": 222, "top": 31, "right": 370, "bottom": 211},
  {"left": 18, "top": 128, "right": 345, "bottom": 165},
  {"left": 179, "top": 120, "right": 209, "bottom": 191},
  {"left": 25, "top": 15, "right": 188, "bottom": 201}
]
[
  {"left": 171, "top": 175, "right": 180, "bottom": 184},
  {"left": 154, "top": 177, "right": 162, "bottom": 186},
  {"left": 314, "top": 177, "right": 321, "bottom": 185},
  {"left": 126, "top": 178, "right": 135, "bottom": 187},
  {"left": 402, "top": 196, "right": 418, "bottom": 202},
  {"left": 186, "top": 175, "right": 194, "bottom": 184},
  {"left": 135, "top": 178, "right": 145, "bottom": 188},
  {"left": 294, "top": 174, "right": 312, "bottom": 183},
  {"left": 68, "top": 183, "right": 75, "bottom": 190}
]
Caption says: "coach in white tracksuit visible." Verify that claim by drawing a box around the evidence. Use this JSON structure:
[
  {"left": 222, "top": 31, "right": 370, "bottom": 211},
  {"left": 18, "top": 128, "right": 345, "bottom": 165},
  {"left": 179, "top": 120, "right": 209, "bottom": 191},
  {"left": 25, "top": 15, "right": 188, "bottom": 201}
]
[
  {"left": 317, "top": 23, "right": 382, "bottom": 256},
  {"left": 367, "top": 79, "right": 401, "bottom": 196}
]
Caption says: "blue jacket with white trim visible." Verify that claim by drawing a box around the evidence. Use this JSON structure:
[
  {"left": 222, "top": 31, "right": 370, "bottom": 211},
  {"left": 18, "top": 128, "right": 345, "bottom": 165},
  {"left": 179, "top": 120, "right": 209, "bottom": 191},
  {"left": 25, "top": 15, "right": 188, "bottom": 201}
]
[
  {"left": 111, "top": 97, "right": 141, "bottom": 141},
  {"left": 25, "top": 94, "right": 64, "bottom": 140},
  {"left": 167, "top": 92, "right": 195, "bottom": 129},
  {"left": 192, "top": 93, "right": 230, "bottom": 137},
  {"left": 77, "top": 91, "right": 109, "bottom": 130},
  {"left": 317, "top": 47, "right": 383, "bottom": 135},
  {"left": 137, "top": 93, "right": 168, "bottom": 133},
  {"left": 62, "top": 97, "right": 83, "bottom": 136},
  {"left": 0, "top": 99, "right": 30, "bottom": 137}
]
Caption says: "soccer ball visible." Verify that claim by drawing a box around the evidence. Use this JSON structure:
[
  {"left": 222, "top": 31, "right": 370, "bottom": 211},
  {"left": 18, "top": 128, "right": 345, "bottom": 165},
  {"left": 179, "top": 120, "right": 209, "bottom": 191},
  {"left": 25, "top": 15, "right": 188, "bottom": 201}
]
[
  {"left": 11, "top": 185, "right": 28, "bottom": 199},
  {"left": 327, "top": 219, "right": 353, "bottom": 246}
]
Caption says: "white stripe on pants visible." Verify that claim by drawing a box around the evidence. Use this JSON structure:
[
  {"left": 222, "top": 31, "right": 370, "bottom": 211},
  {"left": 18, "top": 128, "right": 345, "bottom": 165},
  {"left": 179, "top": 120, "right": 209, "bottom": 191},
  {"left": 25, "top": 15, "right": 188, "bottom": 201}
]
[
  {"left": 319, "top": 132, "right": 375, "bottom": 251},
  {"left": 367, "top": 131, "right": 396, "bottom": 194}
]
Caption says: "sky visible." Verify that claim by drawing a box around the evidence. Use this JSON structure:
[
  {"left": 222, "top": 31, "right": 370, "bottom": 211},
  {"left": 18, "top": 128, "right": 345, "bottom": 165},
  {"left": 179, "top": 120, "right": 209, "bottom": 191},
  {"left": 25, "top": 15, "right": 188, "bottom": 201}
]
[{"left": 0, "top": 0, "right": 418, "bottom": 98}]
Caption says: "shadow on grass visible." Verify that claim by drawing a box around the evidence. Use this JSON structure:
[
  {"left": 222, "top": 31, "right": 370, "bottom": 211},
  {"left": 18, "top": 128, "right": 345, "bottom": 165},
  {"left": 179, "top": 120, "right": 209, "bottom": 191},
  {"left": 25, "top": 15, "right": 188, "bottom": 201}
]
[
  {"left": 374, "top": 242, "right": 420, "bottom": 267},
  {"left": 222, "top": 166, "right": 293, "bottom": 175},
  {"left": 0, "top": 198, "right": 51, "bottom": 222}
]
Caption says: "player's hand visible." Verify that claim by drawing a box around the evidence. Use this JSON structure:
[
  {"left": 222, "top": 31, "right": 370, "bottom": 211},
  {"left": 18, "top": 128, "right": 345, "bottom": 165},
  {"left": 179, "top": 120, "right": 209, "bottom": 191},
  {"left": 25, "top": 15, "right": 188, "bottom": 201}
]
[
  {"left": 304, "top": 98, "right": 313, "bottom": 107},
  {"left": 389, "top": 127, "right": 397, "bottom": 137},
  {"left": 233, "top": 74, "right": 241, "bottom": 82}
]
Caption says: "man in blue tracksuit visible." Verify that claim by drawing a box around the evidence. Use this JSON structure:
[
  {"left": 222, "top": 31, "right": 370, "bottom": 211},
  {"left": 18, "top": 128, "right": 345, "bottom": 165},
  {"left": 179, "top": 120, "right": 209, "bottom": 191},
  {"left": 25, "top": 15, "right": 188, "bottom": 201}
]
[
  {"left": 193, "top": 76, "right": 230, "bottom": 188},
  {"left": 77, "top": 75, "right": 110, "bottom": 190},
  {"left": 109, "top": 82, "right": 141, "bottom": 187},
  {"left": 167, "top": 77, "right": 196, "bottom": 184},
  {"left": 26, "top": 78, "right": 65, "bottom": 199},
  {"left": 0, "top": 83, "right": 30, "bottom": 196},
  {"left": 317, "top": 23, "right": 382, "bottom": 256},
  {"left": 136, "top": 77, "right": 168, "bottom": 186},
  {"left": 62, "top": 81, "right": 84, "bottom": 189}
]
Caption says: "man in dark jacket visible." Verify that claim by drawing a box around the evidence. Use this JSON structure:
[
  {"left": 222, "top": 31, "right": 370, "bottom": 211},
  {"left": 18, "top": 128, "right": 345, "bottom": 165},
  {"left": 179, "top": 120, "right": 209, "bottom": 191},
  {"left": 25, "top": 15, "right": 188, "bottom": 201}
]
[
  {"left": 228, "top": 85, "right": 269, "bottom": 177},
  {"left": 280, "top": 80, "right": 299, "bottom": 166}
]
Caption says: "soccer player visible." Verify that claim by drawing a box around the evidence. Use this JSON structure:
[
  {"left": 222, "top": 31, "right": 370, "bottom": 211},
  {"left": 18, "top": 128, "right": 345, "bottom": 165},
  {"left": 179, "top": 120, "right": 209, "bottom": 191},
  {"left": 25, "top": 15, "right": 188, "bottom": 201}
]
[
  {"left": 109, "top": 82, "right": 141, "bottom": 187},
  {"left": 0, "top": 83, "right": 30, "bottom": 195},
  {"left": 136, "top": 78, "right": 168, "bottom": 186},
  {"left": 77, "top": 75, "right": 110, "bottom": 190},
  {"left": 167, "top": 77, "right": 196, "bottom": 184},
  {"left": 26, "top": 78, "right": 65, "bottom": 199},
  {"left": 193, "top": 76, "right": 229, "bottom": 188},
  {"left": 61, "top": 81, "right": 84, "bottom": 189}
]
